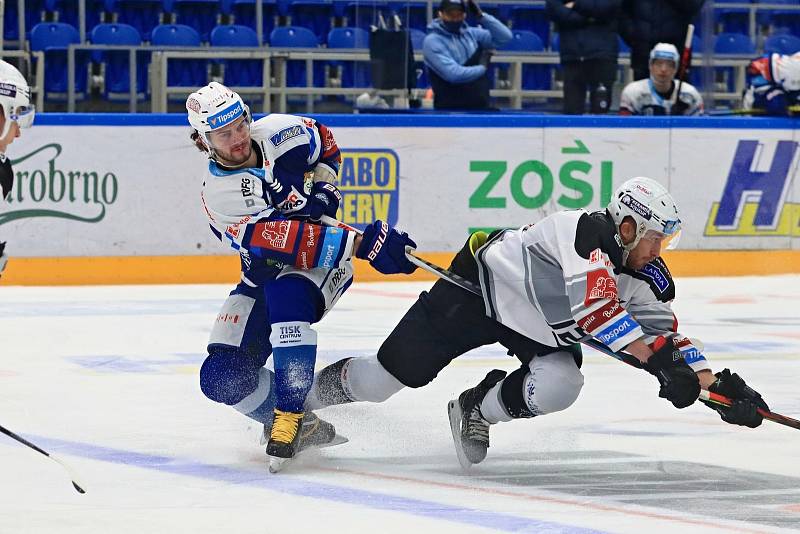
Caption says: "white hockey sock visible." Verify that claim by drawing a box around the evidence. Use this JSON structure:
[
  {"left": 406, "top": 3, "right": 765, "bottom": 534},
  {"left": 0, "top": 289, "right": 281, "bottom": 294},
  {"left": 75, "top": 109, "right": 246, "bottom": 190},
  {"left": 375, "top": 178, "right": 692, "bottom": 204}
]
[{"left": 479, "top": 381, "right": 513, "bottom": 424}]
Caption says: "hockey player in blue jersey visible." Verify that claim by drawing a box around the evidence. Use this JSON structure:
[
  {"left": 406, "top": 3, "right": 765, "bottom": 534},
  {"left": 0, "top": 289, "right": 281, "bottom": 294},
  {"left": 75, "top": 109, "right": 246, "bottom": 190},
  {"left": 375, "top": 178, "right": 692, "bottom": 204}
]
[
  {"left": 186, "top": 82, "right": 417, "bottom": 471},
  {"left": 742, "top": 52, "right": 800, "bottom": 116}
]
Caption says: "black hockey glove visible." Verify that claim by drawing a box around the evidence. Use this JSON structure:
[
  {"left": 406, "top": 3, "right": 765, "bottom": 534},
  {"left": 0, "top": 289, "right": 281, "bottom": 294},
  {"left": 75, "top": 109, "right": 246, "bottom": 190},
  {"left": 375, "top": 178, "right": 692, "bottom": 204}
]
[
  {"left": 642, "top": 337, "right": 700, "bottom": 409},
  {"left": 705, "top": 369, "right": 769, "bottom": 428},
  {"left": 670, "top": 97, "right": 690, "bottom": 116},
  {"left": 308, "top": 181, "right": 342, "bottom": 222},
  {"left": 0, "top": 241, "right": 7, "bottom": 280},
  {"left": 467, "top": 0, "right": 483, "bottom": 18},
  {"left": 355, "top": 220, "right": 417, "bottom": 275}
]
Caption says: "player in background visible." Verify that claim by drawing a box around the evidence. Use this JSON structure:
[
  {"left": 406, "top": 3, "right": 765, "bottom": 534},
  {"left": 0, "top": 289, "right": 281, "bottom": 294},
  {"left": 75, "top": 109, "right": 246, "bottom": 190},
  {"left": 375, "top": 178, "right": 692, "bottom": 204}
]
[
  {"left": 0, "top": 60, "right": 35, "bottom": 281},
  {"left": 619, "top": 43, "right": 703, "bottom": 116},
  {"left": 186, "top": 82, "right": 417, "bottom": 471},
  {"left": 742, "top": 52, "right": 800, "bottom": 116},
  {"left": 304, "top": 177, "right": 769, "bottom": 468}
]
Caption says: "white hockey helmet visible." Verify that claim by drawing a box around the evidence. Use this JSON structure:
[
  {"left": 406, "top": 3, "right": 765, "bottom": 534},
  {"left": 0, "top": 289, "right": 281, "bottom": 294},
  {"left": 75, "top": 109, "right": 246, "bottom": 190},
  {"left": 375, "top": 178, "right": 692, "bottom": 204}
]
[
  {"left": 186, "top": 81, "right": 251, "bottom": 152},
  {"left": 0, "top": 60, "right": 35, "bottom": 140},
  {"left": 649, "top": 43, "right": 679, "bottom": 66},
  {"left": 771, "top": 52, "right": 800, "bottom": 92},
  {"left": 607, "top": 177, "right": 682, "bottom": 260}
]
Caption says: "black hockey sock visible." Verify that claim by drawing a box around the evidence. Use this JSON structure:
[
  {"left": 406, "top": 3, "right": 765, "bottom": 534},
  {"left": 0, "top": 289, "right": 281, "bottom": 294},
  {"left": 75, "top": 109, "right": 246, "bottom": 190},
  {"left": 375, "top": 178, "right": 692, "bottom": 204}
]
[
  {"left": 500, "top": 365, "right": 536, "bottom": 419},
  {"left": 314, "top": 358, "right": 356, "bottom": 407}
]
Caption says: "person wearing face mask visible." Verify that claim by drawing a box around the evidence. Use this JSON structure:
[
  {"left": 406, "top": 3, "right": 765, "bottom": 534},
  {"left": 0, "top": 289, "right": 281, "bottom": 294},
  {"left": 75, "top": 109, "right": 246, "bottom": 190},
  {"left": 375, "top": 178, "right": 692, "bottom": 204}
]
[
  {"left": 0, "top": 60, "right": 35, "bottom": 282},
  {"left": 423, "top": 0, "right": 512, "bottom": 110},
  {"left": 619, "top": 43, "right": 703, "bottom": 115}
]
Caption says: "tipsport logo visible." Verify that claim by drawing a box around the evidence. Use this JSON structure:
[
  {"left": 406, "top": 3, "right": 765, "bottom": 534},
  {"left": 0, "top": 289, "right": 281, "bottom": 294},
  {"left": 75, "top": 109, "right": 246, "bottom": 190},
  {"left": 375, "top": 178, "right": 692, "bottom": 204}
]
[
  {"left": 705, "top": 140, "right": 800, "bottom": 237},
  {"left": 0, "top": 143, "right": 118, "bottom": 225},
  {"left": 208, "top": 102, "right": 243, "bottom": 129},
  {"left": 336, "top": 149, "right": 400, "bottom": 230}
]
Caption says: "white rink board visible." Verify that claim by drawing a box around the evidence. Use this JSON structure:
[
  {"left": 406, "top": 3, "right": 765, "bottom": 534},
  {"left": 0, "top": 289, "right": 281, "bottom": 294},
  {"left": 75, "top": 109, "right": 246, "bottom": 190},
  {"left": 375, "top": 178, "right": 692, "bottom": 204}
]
[{"left": 1, "top": 116, "right": 798, "bottom": 257}]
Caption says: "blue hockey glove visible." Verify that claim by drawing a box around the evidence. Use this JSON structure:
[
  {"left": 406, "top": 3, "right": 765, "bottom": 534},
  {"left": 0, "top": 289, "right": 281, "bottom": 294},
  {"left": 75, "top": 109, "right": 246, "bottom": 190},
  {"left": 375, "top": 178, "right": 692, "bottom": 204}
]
[
  {"left": 308, "top": 182, "right": 342, "bottom": 222},
  {"left": 355, "top": 220, "right": 418, "bottom": 275}
]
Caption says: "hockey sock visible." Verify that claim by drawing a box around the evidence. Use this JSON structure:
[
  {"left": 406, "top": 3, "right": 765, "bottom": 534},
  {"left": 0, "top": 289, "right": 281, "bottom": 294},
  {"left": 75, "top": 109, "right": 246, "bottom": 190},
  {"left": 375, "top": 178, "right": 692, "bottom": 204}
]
[
  {"left": 479, "top": 380, "right": 514, "bottom": 424},
  {"left": 270, "top": 321, "right": 317, "bottom": 413},
  {"left": 232, "top": 367, "right": 276, "bottom": 425}
]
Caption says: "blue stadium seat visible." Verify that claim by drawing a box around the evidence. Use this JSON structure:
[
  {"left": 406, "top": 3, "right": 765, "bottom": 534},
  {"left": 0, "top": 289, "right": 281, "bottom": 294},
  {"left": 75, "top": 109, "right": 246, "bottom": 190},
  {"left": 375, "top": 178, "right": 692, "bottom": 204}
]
[
  {"left": 327, "top": 27, "right": 370, "bottom": 87},
  {"left": 345, "top": 1, "right": 390, "bottom": 32},
  {"left": 510, "top": 4, "right": 549, "bottom": 45},
  {"left": 757, "top": 0, "right": 800, "bottom": 36},
  {"left": 389, "top": 1, "right": 428, "bottom": 32},
  {"left": 210, "top": 24, "right": 263, "bottom": 87},
  {"left": 269, "top": 26, "right": 323, "bottom": 87},
  {"left": 282, "top": 0, "right": 334, "bottom": 43},
  {"left": 764, "top": 33, "right": 800, "bottom": 55},
  {"left": 713, "top": 0, "right": 750, "bottom": 35},
  {"left": 713, "top": 32, "right": 754, "bottom": 93},
  {"left": 219, "top": 0, "right": 277, "bottom": 38},
  {"left": 30, "top": 22, "right": 88, "bottom": 99},
  {"left": 106, "top": 0, "right": 164, "bottom": 40},
  {"left": 44, "top": 0, "right": 103, "bottom": 34},
  {"left": 168, "top": 0, "right": 222, "bottom": 41},
  {"left": 4, "top": 0, "right": 47, "bottom": 41},
  {"left": 151, "top": 24, "right": 206, "bottom": 90},
  {"left": 481, "top": 2, "right": 513, "bottom": 25},
  {"left": 498, "top": 30, "right": 548, "bottom": 89},
  {"left": 90, "top": 23, "right": 147, "bottom": 100}
]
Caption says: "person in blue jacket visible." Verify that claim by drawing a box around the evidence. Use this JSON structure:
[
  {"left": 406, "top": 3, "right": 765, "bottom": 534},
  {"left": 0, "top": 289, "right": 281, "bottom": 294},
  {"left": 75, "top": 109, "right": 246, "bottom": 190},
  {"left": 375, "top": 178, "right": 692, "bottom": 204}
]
[{"left": 423, "top": 0, "right": 512, "bottom": 110}]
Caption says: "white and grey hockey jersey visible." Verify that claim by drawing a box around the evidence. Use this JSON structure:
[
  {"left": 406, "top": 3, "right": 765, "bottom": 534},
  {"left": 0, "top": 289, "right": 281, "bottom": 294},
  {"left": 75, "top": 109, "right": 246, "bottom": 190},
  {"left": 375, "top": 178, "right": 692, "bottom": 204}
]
[
  {"left": 619, "top": 78, "right": 704, "bottom": 116},
  {"left": 475, "top": 210, "right": 709, "bottom": 372}
]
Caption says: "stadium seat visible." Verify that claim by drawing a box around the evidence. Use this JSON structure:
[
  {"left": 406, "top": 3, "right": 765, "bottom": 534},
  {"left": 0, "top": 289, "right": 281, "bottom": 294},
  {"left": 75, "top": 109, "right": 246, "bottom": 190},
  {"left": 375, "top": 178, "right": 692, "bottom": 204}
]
[
  {"left": 105, "top": 0, "right": 164, "bottom": 41},
  {"left": 327, "top": 27, "right": 370, "bottom": 88},
  {"left": 764, "top": 33, "right": 800, "bottom": 55},
  {"left": 219, "top": 0, "right": 277, "bottom": 38},
  {"left": 713, "top": 32, "right": 754, "bottom": 93},
  {"left": 210, "top": 24, "right": 263, "bottom": 87},
  {"left": 389, "top": 1, "right": 428, "bottom": 32},
  {"left": 168, "top": 0, "right": 222, "bottom": 41},
  {"left": 282, "top": 0, "right": 334, "bottom": 43},
  {"left": 4, "top": 0, "right": 47, "bottom": 41},
  {"left": 30, "top": 22, "right": 88, "bottom": 99},
  {"left": 510, "top": 4, "right": 549, "bottom": 45},
  {"left": 269, "top": 26, "right": 323, "bottom": 88},
  {"left": 344, "top": 1, "right": 390, "bottom": 32},
  {"left": 44, "top": 0, "right": 103, "bottom": 34},
  {"left": 713, "top": 0, "right": 750, "bottom": 35},
  {"left": 757, "top": 0, "right": 800, "bottom": 36},
  {"left": 90, "top": 23, "right": 147, "bottom": 100},
  {"left": 150, "top": 24, "right": 206, "bottom": 90},
  {"left": 498, "top": 30, "right": 548, "bottom": 89}
]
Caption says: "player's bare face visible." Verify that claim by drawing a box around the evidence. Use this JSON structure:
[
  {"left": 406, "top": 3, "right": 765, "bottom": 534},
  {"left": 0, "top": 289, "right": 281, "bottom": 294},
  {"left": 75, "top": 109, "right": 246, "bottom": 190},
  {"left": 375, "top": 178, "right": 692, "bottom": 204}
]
[
  {"left": 650, "top": 59, "right": 677, "bottom": 92},
  {"left": 208, "top": 117, "right": 252, "bottom": 166},
  {"left": 626, "top": 232, "right": 665, "bottom": 270},
  {"left": 0, "top": 116, "right": 20, "bottom": 153}
]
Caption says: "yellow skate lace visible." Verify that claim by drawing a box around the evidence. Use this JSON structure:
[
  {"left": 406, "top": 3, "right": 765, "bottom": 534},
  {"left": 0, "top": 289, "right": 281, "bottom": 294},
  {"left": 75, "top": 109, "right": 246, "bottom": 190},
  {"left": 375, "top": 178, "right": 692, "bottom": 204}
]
[{"left": 271, "top": 410, "right": 303, "bottom": 444}]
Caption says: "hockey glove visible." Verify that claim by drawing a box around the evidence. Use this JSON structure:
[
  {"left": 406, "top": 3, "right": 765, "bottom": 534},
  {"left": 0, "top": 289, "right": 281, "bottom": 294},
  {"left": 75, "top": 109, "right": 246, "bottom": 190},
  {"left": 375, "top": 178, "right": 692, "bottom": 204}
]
[
  {"left": 670, "top": 97, "right": 690, "bottom": 116},
  {"left": 308, "top": 182, "right": 342, "bottom": 222},
  {"left": 0, "top": 241, "right": 7, "bottom": 280},
  {"left": 642, "top": 336, "right": 700, "bottom": 409},
  {"left": 355, "top": 220, "right": 417, "bottom": 275},
  {"left": 706, "top": 369, "right": 769, "bottom": 428}
]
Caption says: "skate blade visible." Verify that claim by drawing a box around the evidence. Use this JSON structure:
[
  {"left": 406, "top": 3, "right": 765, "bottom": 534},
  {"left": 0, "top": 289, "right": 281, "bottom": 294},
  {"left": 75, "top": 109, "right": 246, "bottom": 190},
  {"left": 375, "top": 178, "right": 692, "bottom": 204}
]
[
  {"left": 268, "top": 456, "right": 290, "bottom": 474},
  {"left": 448, "top": 399, "right": 472, "bottom": 470},
  {"left": 318, "top": 434, "right": 348, "bottom": 449}
]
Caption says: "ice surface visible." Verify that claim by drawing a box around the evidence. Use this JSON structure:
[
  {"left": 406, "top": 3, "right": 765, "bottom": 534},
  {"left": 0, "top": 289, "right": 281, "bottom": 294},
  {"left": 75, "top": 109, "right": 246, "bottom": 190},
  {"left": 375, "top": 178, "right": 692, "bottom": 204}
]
[{"left": 1, "top": 276, "right": 799, "bottom": 533}]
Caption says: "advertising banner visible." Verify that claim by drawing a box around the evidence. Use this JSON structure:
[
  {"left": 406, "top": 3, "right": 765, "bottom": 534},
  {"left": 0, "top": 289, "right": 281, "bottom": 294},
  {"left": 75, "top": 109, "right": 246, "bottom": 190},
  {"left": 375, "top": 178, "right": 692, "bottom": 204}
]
[{"left": 1, "top": 117, "right": 797, "bottom": 258}]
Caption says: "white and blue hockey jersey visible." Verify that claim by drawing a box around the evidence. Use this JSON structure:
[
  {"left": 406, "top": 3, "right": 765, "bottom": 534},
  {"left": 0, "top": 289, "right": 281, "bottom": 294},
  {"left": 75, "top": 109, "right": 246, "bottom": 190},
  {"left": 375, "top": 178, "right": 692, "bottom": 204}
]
[
  {"left": 475, "top": 210, "right": 710, "bottom": 372},
  {"left": 200, "top": 114, "right": 355, "bottom": 285}
]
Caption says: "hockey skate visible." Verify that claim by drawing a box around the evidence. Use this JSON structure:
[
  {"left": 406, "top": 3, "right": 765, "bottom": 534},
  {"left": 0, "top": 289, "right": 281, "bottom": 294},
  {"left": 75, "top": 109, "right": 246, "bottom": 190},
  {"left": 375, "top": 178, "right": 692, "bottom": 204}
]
[
  {"left": 265, "top": 410, "right": 348, "bottom": 473},
  {"left": 448, "top": 369, "right": 507, "bottom": 469}
]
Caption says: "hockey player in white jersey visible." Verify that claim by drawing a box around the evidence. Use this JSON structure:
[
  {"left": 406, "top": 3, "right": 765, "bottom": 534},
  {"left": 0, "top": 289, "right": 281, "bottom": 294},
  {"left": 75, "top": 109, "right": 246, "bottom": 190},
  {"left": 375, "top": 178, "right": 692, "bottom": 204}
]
[
  {"left": 742, "top": 52, "right": 800, "bottom": 116},
  {"left": 0, "top": 60, "right": 35, "bottom": 281},
  {"left": 619, "top": 43, "right": 703, "bottom": 116},
  {"left": 186, "top": 82, "right": 417, "bottom": 471},
  {"left": 304, "top": 177, "right": 769, "bottom": 468}
]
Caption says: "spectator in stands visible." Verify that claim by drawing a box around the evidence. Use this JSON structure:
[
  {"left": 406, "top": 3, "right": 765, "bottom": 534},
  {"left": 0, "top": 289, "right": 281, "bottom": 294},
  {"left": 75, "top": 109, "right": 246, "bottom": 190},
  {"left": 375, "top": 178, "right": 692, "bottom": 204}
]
[
  {"left": 0, "top": 60, "right": 35, "bottom": 281},
  {"left": 619, "top": 0, "right": 704, "bottom": 81},
  {"left": 546, "top": 0, "right": 621, "bottom": 115},
  {"left": 742, "top": 52, "right": 800, "bottom": 116},
  {"left": 423, "top": 0, "right": 512, "bottom": 110},
  {"left": 619, "top": 43, "right": 703, "bottom": 115}
]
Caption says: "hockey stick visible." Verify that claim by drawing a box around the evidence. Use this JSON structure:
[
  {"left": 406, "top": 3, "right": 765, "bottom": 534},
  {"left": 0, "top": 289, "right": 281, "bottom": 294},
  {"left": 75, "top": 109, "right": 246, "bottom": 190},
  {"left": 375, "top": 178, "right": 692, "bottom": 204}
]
[
  {"left": 0, "top": 424, "right": 87, "bottom": 493},
  {"left": 670, "top": 24, "right": 694, "bottom": 111},
  {"left": 320, "top": 217, "right": 800, "bottom": 430}
]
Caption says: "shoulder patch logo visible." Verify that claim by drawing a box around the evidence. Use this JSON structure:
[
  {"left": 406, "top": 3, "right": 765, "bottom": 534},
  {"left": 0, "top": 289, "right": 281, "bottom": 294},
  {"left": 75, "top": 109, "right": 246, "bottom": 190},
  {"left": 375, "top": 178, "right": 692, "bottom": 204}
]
[
  {"left": 640, "top": 262, "right": 669, "bottom": 293},
  {"left": 270, "top": 125, "right": 305, "bottom": 147}
]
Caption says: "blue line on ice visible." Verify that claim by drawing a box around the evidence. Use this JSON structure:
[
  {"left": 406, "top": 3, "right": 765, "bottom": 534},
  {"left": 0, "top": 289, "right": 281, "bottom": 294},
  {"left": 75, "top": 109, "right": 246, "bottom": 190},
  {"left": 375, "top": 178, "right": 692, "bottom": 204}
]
[{"left": 24, "top": 435, "right": 608, "bottom": 534}]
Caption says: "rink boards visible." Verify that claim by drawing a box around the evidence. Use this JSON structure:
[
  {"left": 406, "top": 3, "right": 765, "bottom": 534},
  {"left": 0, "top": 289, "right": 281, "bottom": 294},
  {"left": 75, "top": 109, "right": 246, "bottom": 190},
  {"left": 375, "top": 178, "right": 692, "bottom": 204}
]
[{"left": 1, "top": 114, "right": 799, "bottom": 284}]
